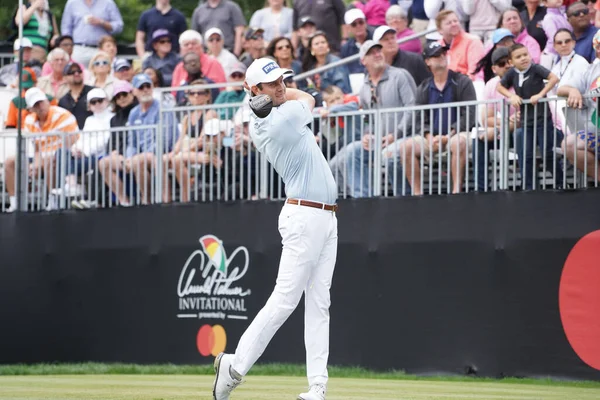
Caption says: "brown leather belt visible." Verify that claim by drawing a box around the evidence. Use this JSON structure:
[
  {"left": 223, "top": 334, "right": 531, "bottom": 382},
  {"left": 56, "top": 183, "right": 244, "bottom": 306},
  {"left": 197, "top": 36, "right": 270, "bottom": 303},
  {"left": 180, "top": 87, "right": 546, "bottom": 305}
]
[{"left": 286, "top": 198, "right": 338, "bottom": 212}]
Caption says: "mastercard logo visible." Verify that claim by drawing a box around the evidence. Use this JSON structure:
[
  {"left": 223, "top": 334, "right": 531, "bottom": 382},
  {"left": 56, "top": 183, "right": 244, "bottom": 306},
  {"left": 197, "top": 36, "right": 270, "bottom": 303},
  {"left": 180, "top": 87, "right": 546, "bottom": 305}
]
[{"left": 197, "top": 324, "right": 227, "bottom": 357}]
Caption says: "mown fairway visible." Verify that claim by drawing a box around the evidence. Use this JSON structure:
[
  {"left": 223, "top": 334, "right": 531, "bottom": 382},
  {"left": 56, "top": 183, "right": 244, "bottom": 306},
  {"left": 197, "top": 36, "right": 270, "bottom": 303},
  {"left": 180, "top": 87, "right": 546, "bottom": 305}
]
[{"left": 1, "top": 375, "right": 600, "bottom": 400}]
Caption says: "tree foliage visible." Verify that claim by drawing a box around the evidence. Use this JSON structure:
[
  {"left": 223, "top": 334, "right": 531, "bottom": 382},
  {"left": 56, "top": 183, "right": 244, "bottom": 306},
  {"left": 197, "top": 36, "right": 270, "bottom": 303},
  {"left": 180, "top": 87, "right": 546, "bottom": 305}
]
[{"left": 0, "top": 0, "right": 269, "bottom": 45}]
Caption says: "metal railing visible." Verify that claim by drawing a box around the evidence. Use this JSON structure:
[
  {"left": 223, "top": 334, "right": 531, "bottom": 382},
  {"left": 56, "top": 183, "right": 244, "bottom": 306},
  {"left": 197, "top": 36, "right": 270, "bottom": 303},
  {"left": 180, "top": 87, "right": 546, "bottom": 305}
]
[{"left": 1, "top": 95, "right": 599, "bottom": 212}]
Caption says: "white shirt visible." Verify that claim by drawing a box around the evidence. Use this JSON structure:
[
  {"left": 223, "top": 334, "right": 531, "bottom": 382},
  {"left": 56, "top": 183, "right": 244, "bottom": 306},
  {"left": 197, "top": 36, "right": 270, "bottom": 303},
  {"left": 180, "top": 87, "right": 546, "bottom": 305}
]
[
  {"left": 250, "top": 99, "right": 337, "bottom": 204},
  {"left": 73, "top": 107, "right": 114, "bottom": 156},
  {"left": 214, "top": 48, "right": 240, "bottom": 78}
]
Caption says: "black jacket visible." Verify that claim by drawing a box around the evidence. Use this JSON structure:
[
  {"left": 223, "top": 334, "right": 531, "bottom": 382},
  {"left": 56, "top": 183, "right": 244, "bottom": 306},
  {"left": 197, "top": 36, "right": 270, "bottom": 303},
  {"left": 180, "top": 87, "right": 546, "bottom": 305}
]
[
  {"left": 108, "top": 99, "right": 138, "bottom": 155},
  {"left": 415, "top": 70, "right": 477, "bottom": 135}
]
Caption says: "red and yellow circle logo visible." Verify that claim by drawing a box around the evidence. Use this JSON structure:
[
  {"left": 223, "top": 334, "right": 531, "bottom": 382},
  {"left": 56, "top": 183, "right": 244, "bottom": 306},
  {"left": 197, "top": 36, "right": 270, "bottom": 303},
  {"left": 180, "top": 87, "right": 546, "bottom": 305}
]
[
  {"left": 197, "top": 324, "right": 227, "bottom": 357},
  {"left": 559, "top": 230, "right": 600, "bottom": 371}
]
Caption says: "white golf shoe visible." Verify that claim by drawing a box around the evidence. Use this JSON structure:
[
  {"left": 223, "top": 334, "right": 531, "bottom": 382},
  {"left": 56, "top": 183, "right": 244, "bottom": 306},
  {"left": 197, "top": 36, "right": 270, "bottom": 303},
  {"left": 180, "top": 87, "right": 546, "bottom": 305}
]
[
  {"left": 297, "top": 383, "right": 326, "bottom": 400},
  {"left": 212, "top": 353, "right": 242, "bottom": 400}
]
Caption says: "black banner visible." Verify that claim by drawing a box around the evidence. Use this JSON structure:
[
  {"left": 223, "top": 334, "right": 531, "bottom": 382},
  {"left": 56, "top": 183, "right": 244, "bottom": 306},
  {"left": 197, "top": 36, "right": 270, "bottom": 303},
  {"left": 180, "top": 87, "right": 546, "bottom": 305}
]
[{"left": 1, "top": 191, "right": 599, "bottom": 380}]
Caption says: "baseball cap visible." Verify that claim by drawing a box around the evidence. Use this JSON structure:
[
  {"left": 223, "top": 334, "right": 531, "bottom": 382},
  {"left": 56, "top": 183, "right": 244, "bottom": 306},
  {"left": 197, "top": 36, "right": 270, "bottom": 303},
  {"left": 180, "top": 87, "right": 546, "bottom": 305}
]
[
  {"left": 132, "top": 73, "right": 153, "bottom": 89},
  {"left": 113, "top": 58, "right": 131, "bottom": 72},
  {"left": 245, "top": 58, "right": 292, "bottom": 87},
  {"left": 112, "top": 80, "right": 133, "bottom": 99},
  {"left": 492, "top": 28, "right": 514, "bottom": 45},
  {"left": 204, "top": 27, "right": 224, "bottom": 42},
  {"left": 204, "top": 119, "right": 234, "bottom": 136},
  {"left": 345, "top": 8, "right": 366, "bottom": 25},
  {"left": 230, "top": 62, "right": 247, "bottom": 75},
  {"left": 87, "top": 88, "right": 107, "bottom": 102},
  {"left": 359, "top": 40, "right": 383, "bottom": 59},
  {"left": 63, "top": 62, "right": 81, "bottom": 75},
  {"left": 245, "top": 27, "right": 265, "bottom": 40},
  {"left": 299, "top": 16, "right": 316, "bottom": 27},
  {"left": 491, "top": 47, "right": 510, "bottom": 65},
  {"left": 373, "top": 25, "right": 397, "bottom": 43},
  {"left": 151, "top": 29, "right": 171, "bottom": 43},
  {"left": 13, "top": 38, "right": 33, "bottom": 51},
  {"left": 422, "top": 41, "right": 447, "bottom": 59},
  {"left": 25, "top": 87, "right": 48, "bottom": 108}
]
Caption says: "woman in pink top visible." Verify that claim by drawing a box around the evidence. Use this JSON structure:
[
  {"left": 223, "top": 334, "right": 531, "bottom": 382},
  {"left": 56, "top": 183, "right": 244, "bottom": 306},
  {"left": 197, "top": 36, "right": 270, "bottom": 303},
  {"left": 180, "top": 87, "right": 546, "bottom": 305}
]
[
  {"left": 498, "top": 7, "right": 541, "bottom": 63},
  {"left": 385, "top": 5, "right": 422, "bottom": 54},
  {"left": 353, "top": 0, "right": 389, "bottom": 27}
]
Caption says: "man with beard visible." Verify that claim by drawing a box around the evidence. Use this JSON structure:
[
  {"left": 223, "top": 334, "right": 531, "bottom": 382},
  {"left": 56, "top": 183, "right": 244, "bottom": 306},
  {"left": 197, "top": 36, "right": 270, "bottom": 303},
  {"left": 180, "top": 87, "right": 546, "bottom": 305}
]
[{"left": 58, "top": 62, "right": 94, "bottom": 129}]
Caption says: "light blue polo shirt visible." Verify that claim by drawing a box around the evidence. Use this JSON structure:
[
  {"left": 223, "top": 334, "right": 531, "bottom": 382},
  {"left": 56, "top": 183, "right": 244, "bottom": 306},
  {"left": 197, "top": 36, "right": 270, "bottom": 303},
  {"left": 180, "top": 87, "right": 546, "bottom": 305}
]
[{"left": 250, "top": 99, "right": 337, "bottom": 205}]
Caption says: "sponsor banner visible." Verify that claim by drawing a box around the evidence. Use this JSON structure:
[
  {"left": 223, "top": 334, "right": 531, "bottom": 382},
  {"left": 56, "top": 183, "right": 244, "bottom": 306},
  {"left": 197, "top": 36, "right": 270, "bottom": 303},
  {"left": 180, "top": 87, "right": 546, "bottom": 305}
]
[{"left": 0, "top": 192, "right": 600, "bottom": 380}]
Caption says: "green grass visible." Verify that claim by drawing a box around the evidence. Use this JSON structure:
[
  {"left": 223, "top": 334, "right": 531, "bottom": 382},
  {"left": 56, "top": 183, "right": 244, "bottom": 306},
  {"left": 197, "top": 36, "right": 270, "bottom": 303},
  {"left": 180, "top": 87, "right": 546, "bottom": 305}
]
[{"left": 1, "top": 375, "right": 600, "bottom": 400}]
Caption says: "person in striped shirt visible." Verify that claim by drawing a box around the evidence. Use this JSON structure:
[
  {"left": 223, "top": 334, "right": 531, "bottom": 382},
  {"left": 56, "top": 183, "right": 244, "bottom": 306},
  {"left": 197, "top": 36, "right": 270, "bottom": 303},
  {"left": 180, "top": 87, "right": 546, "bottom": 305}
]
[
  {"left": 13, "top": 0, "right": 60, "bottom": 62},
  {"left": 3, "top": 88, "right": 79, "bottom": 212}
]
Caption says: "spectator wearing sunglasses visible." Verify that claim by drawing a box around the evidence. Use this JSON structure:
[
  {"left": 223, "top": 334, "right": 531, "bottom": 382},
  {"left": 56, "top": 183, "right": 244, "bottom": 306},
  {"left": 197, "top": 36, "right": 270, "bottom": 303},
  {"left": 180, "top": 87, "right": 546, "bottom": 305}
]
[
  {"left": 86, "top": 51, "right": 118, "bottom": 98},
  {"left": 266, "top": 37, "right": 304, "bottom": 88},
  {"left": 568, "top": 1, "right": 599, "bottom": 62},
  {"left": 240, "top": 27, "right": 268, "bottom": 68},
  {"left": 141, "top": 29, "right": 180, "bottom": 87},
  {"left": 249, "top": 0, "right": 294, "bottom": 43},
  {"left": 341, "top": 9, "right": 374, "bottom": 74},
  {"left": 204, "top": 28, "right": 239, "bottom": 77},
  {"left": 41, "top": 35, "right": 87, "bottom": 79},
  {"left": 135, "top": 0, "right": 187, "bottom": 60},
  {"left": 37, "top": 47, "right": 70, "bottom": 100},
  {"left": 476, "top": 47, "right": 518, "bottom": 191},
  {"left": 143, "top": 67, "right": 176, "bottom": 108},
  {"left": 58, "top": 62, "right": 94, "bottom": 129},
  {"left": 214, "top": 63, "right": 248, "bottom": 120}
]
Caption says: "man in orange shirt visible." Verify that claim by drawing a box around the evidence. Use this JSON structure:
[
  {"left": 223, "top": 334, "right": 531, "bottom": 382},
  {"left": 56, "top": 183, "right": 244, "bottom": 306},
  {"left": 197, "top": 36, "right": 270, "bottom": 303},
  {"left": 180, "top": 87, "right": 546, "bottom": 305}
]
[
  {"left": 5, "top": 68, "right": 57, "bottom": 130},
  {"left": 3, "top": 88, "right": 78, "bottom": 212},
  {"left": 436, "top": 9, "right": 484, "bottom": 82}
]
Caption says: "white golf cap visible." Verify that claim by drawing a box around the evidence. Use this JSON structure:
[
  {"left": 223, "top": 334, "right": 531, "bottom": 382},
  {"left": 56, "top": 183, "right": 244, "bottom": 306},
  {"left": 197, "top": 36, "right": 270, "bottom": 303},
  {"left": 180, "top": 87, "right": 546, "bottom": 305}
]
[
  {"left": 373, "top": 25, "right": 397, "bottom": 43},
  {"left": 204, "top": 119, "right": 234, "bottom": 136},
  {"left": 204, "top": 27, "right": 224, "bottom": 42},
  {"left": 25, "top": 87, "right": 48, "bottom": 108},
  {"left": 245, "top": 58, "right": 292, "bottom": 88},
  {"left": 14, "top": 38, "right": 33, "bottom": 51},
  {"left": 345, "top": 8, "right": 366, "bottom": 25},
  {"left": 87, "top": 88, "right": 107, "bottom": 102}
]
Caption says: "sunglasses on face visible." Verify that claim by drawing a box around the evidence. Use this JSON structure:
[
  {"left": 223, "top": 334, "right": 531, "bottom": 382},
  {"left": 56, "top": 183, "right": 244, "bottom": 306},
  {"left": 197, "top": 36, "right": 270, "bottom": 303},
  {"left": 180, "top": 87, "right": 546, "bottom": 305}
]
[
  {"left": 187, "top": 91, "right": 209, "bottom": 97},
  {"left": 138, "top": 83, "right": 152, "bottom": 90},
  {"left": 555, "top": 38, "right": 573, "bottom": 46},
  {"left": 89, "top": 98, "right": 104, "bottom": 105},
  {"left": 569, "top": 8, "right": 590, "bottom": 18},
  {"left": 66, "top": 69, "right": 82, "bottom": 75},
  {"left": 93, "top": 60, "right": 110, "bottom": 67},
  {"left": 117, "top": 66, "right": 131, "bottom": 72},
  {"left": 231, "top": 72, "right": 244, "bottom": 79},
  {"left": 250, "top": 35, "right": 263, "bottom": 41},
  {"left": 158, "top": 39, "right": 171, "bottom": 44},
  {"left": 495, "top": 59, "right": 509, "bottom": 68},
  {"left": 276, "top": 44, "right": 291, "bottom": 51},
  {"left": 582, "top": 0, "right": 597, "bottom": 4},
  {"left": 351, "top": 19, "right": 365, "bottom": 27},
  {"left": 114, "top": 92, "right": 130, "bottom": 101}
]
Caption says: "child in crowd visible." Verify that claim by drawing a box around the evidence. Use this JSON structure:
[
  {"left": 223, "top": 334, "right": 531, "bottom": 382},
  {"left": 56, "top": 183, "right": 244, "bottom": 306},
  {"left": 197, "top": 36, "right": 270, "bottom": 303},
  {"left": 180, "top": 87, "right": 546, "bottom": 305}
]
[
  {"left": 540, "top": 0, "right": 572, "bottom": 69},
  {"left": 319, "top": 85, "right": 361, "bottom": 150},
  {"left": 497, "top": 43, "right": 563, "bottom": 190}
]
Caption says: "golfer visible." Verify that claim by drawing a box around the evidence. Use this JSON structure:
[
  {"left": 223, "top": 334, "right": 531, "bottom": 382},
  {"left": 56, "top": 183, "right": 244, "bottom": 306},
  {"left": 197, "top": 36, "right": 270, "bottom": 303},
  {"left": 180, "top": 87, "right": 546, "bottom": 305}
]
[{"left": 212, "top": 58, "right": 338, "bottom": 400}]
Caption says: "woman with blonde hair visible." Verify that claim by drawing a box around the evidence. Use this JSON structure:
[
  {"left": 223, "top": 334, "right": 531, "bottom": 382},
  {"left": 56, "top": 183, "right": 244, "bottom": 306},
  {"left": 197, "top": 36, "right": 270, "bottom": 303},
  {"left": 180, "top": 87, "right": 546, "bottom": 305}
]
[
  {"left": 86, "top": 51, "right": 118, "bottom": 98},
  {"left": 162, "top": 79, "right": 221, "bottom": 202}
]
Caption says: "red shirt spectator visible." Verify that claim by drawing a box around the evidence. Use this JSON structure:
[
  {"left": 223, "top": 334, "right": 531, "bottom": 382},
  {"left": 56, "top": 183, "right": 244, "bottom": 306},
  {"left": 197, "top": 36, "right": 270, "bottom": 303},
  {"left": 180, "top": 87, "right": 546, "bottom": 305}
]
[{"left": 171, "top": 30, "right": 226, "bottom": 90}]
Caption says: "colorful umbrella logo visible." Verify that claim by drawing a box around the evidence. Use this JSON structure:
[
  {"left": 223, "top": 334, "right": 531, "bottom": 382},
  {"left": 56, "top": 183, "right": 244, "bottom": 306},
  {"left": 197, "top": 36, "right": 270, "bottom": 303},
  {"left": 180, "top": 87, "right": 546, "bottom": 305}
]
[{"left": 200, "top": 235, "right": 227, "bottom": 275}]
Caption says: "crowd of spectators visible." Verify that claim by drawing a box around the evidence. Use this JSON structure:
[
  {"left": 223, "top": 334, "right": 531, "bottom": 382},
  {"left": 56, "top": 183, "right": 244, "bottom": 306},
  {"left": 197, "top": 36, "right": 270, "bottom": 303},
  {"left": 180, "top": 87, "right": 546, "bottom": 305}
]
[{"left": 2, "top": 0, "right": 600, "bottom": 211}]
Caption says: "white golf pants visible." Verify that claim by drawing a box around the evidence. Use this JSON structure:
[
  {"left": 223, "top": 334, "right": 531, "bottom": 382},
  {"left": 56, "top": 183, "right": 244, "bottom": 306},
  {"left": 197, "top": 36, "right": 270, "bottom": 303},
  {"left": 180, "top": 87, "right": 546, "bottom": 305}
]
[{"left": 233, "top": 202, "right": 338, "bottom": 386}]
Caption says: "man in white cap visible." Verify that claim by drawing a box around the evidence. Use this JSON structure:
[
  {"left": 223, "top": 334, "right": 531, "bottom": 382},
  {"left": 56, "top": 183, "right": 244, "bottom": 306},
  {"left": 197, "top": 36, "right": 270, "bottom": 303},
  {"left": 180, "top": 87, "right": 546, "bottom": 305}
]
[
  {"left": 3, "top": 87, "right": 79, "bottom": 212},
  {"left": 204, "top": 27, "right": 239, "bottom": 77},
  {"left": 373, "top": 24, "right": 431, "bottom": 86},
  {"left": 212, "top": 58, "right": 338, "bottom": 400},
  {"left": 340, "top": 8, "right": 373, "bottom": 74},
  {"left": 0, "top": 38, "right": 34, "bottom": 87}
]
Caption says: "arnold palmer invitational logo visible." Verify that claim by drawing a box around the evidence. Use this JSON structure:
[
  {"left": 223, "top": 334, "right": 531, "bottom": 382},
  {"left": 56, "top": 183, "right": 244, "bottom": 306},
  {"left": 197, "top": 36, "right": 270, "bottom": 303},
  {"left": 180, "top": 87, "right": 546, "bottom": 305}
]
[{"left": 177, "top": 235, "right": 251, "bottom": 321}]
